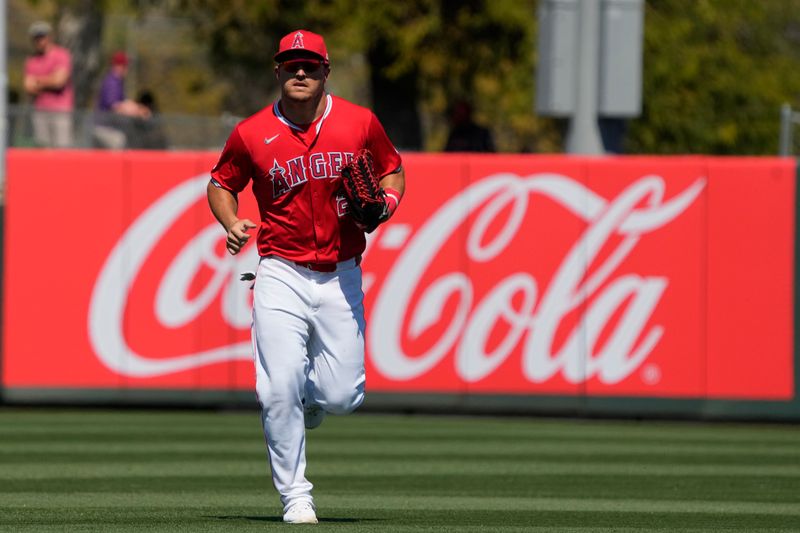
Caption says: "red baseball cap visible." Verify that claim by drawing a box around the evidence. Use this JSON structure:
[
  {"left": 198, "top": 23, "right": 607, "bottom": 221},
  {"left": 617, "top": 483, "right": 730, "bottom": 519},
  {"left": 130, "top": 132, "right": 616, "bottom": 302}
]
[
  {"left": 274, "top": 30, "right": 329, "bottom": 64},
  {"left": 111, "top": 51, "right": 129, "bottom": 66}
]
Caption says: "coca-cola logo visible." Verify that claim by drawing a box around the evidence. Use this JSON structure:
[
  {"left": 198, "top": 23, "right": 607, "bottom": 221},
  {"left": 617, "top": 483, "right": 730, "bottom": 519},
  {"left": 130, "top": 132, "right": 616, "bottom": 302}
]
[
  {"left": 89, "top": 172, "right": 705, "bottom": 384},
  {"left": 89, "top": 176, "right": 258, "bottom": 378},
  {"left": 370, "top": 173, "right": 705, "bottom": 385}
]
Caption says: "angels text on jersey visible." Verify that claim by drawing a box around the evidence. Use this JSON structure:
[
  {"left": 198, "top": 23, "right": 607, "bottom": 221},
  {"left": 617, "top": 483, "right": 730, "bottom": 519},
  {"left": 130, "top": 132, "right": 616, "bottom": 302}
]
[{"left": 268, "top": 151, "right": 354, "bottom": 199}]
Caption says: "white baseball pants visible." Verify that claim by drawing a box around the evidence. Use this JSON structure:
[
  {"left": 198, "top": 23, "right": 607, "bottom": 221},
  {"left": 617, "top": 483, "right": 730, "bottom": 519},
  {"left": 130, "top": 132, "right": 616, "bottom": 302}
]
[{"left": 252, "top": 256, "right": 366, "bottom": 511}]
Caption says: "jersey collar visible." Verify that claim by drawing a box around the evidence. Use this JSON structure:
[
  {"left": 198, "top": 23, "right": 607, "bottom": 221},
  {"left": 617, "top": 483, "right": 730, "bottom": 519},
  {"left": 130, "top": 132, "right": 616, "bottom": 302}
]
[{"left": 274, "top": 94, "right": 332, "bottom": 135}]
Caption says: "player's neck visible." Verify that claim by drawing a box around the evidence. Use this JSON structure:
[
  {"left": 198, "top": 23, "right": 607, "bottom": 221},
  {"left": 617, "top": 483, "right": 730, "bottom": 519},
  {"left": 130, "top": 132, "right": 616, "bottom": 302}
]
[{"left": 279, "top": 92, "right": 327, "bottom": 127}]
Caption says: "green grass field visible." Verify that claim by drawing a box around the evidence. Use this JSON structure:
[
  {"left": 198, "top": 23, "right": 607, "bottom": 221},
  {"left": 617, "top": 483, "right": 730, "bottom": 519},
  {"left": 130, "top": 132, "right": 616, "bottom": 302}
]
[{"left": 0, "top": 408, "right": 798, "bottom": 532}]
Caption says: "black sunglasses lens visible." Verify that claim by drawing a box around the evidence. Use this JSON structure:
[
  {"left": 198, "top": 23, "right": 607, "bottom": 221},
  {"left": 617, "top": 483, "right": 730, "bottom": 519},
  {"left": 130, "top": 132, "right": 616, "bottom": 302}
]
[{"left": 283, "top": 61, "right": 321, "bottom": 73}]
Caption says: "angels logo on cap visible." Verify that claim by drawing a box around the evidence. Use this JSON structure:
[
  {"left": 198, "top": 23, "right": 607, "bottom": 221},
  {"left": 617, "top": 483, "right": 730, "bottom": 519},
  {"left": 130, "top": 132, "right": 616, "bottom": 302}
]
[{"left": 275, "top": 29, "right": 329, "bottom": 64}]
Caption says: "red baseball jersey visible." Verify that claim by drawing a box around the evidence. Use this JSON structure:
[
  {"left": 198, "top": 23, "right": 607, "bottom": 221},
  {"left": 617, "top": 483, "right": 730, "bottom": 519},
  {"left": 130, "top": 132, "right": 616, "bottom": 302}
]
[{"left": 211, "top": 94, "right": 402, "bottom": 263}]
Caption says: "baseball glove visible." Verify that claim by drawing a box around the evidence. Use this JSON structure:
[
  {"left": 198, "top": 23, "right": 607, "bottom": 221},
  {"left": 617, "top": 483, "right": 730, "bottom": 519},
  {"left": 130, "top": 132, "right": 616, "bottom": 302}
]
[{"left": 339, "top": 149, "right": 387, "bottom": 233}]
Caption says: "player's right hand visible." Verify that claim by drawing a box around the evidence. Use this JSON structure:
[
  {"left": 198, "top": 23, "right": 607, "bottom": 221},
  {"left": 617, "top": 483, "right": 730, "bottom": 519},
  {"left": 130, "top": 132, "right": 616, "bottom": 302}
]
[{"left": 226, "top": 219, "right": 257, "bottom": 255}]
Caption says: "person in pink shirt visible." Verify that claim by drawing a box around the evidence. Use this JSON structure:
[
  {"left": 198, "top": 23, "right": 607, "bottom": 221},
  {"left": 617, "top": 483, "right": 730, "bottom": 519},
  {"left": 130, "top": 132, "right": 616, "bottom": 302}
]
[{"left": 23, "top": 21, "right": 74, "bottom": 148}]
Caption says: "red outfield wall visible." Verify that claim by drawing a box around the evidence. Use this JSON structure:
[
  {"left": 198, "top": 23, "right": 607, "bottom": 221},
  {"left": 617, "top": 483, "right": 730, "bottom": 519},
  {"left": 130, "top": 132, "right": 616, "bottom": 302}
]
[{"left": 2, "top": 150, "right": 796, "bottom": 407}]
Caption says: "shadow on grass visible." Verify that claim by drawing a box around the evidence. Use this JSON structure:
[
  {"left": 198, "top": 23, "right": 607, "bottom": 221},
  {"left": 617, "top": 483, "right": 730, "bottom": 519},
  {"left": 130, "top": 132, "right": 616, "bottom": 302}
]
[{"left": 211, "top": 515, "right": 379, "bottom": 524}]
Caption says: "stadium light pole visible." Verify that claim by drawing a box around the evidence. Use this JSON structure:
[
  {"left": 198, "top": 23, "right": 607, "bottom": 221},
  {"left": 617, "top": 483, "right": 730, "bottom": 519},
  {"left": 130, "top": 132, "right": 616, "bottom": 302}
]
[{"left": 565, "top": 0, "right": 604, "bottom": 155}]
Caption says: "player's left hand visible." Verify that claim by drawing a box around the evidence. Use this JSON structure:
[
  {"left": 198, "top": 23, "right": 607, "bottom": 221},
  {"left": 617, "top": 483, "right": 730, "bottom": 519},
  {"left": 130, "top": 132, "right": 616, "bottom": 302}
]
[{"left": 339, "top": 149, "right": 388, "bottom": 233}]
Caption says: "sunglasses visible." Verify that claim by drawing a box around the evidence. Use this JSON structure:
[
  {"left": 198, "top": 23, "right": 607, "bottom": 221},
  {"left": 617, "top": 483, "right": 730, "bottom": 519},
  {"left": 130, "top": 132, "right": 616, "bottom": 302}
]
[{"left": 279, "top": 59, "right": 325, "bottom": 74}]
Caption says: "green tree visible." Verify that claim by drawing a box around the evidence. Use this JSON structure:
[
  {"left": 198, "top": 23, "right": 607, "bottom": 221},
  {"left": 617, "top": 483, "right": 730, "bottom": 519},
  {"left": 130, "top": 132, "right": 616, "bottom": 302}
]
[
  {"left": 169, "top": 0, "right": 559, "bottom": 152},
  {"left": 169, "top": 0, "right": 329, "bottom": 114},
  {"left": 317, "top": 0, "right": 560, "bottom": 151},
  {"left": 628, "top": 0, "right": 800, "bottom": 155}
]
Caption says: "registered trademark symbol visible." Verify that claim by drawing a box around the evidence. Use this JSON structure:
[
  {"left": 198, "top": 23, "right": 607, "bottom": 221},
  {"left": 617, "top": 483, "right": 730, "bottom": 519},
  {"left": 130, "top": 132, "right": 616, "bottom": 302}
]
[{"left": 641, "top": 363, "right": 661, "bottom": 385}]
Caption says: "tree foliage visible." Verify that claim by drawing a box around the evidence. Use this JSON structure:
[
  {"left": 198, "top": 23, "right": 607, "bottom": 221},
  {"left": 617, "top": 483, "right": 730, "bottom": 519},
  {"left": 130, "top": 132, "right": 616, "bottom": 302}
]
[
  {"left": 627, "top": 0, "right": 800, "bottom": 154},
  {"left": 166, "top": 0, "right": 558, "bottom": 152},
  {"left": 53, "top": 0, "right": 105, "bottom": 109}
]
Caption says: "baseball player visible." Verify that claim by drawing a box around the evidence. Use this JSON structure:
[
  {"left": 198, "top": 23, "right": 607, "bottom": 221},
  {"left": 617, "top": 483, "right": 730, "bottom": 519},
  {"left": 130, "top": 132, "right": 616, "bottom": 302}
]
[{"left": 207, "top": 30, "right": 405, "bottom": 524}]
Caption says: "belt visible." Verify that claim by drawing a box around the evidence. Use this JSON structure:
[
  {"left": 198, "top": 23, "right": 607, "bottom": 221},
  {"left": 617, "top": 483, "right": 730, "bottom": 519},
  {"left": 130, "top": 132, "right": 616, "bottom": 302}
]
[{"left": 279, "top": 255, "right": 361, "bottom": 273}]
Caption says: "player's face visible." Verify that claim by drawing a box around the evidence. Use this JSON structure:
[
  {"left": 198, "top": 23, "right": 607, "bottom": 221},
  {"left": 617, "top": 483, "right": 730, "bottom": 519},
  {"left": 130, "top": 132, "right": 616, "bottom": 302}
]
[{"left": 276, "top": 59, "right": 328, "bottom": 102}]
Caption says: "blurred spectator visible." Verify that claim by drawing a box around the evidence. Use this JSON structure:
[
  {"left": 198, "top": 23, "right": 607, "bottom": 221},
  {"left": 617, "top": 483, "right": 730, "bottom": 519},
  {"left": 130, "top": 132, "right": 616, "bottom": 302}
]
[
  {"left": 599, "top": 118, "right": 628, "bottom": 154},
  {"left": 137, "top": 90, "right": 157, "bottom": 112},
  {"left": 444, "top": 101, "right": 494, "bottom": 153},
  {"left": 23, "top": 21, "right": 74, "bottom": 148},
  {"left": 129, "top": 90, "right": 169, "bottom": 150},
  {"left": 93, "top": 51, "right": 151, "bottom": 149}
]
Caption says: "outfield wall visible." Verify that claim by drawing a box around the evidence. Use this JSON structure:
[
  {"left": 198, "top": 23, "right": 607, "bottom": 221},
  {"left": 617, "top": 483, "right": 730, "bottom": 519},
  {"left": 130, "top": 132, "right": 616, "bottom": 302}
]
[{"left": 2, "top": 149, "right": 798, "bottom": 420}]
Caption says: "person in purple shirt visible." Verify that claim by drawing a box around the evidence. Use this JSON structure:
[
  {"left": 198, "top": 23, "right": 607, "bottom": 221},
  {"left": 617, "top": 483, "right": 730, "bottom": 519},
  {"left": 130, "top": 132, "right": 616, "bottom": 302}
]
[{"left": 93, "top": 51, "right": 150, "bottom": 149}]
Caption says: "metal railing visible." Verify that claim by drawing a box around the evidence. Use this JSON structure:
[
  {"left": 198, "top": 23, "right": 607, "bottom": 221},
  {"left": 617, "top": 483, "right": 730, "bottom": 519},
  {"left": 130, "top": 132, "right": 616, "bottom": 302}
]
[
  {"left": 779, "top": 103, "right": 800, "bottom": 156},
  {"left": 11, "top": 104, "right": 800, "bottom": 155},
  {"left": 7, "top": 104, "right": 241, "bottom": 151}
]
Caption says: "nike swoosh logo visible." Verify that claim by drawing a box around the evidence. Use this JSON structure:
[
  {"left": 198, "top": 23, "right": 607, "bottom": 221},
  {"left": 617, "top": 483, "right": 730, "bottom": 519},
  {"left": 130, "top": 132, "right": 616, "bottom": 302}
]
[{"left": 264, "top": 134, "right": 280, "bottom": 145}]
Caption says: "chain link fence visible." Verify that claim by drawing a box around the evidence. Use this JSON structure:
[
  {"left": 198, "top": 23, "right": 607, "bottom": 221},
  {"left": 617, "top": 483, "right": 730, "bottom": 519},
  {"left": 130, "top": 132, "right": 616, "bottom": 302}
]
[{"left": 8, "top": 105, "right": 241, "bottom": 151}]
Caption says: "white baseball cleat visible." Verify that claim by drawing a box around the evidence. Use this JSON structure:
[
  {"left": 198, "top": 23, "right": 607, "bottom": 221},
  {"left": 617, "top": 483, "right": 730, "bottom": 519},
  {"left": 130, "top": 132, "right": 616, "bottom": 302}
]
[
  {"left": 304, "top": 403, "right": 325, "bottom": 430},
  {"left": 283, "top": 501, "right": 318, "bottom": 524}
]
